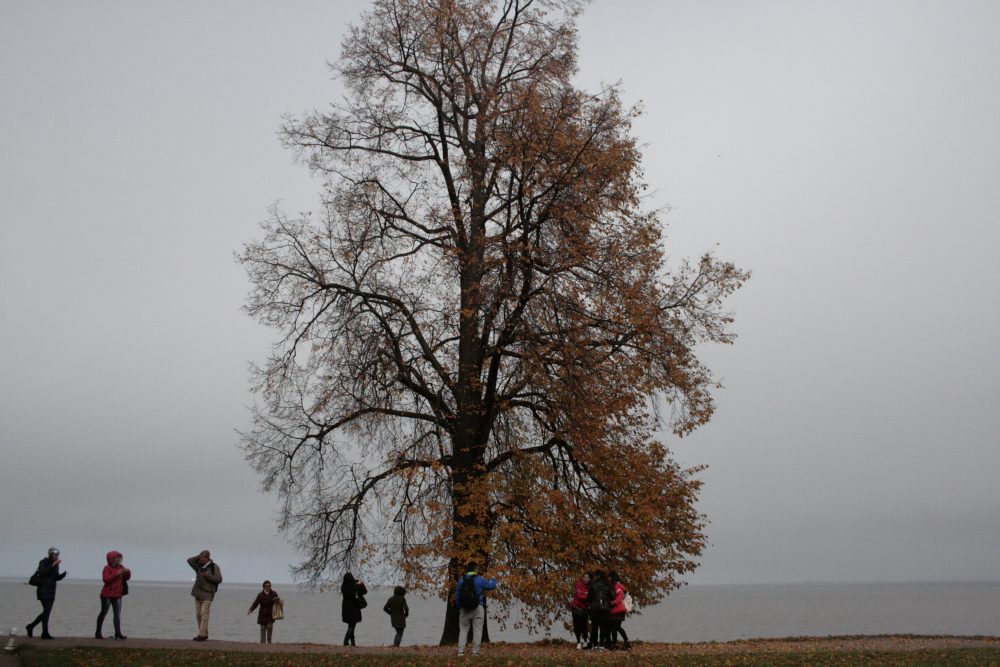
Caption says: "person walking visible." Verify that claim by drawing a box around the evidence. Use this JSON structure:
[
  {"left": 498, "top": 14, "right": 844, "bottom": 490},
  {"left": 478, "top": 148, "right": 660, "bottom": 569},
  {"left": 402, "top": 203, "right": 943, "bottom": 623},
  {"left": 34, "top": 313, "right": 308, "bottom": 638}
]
[
  {"left": 607, "top": 571, "right": 631, "bottom": 650},
  {"left": 187, "top": 550, "right": 222, "bottom": 641},
  {"left": 569, "top": 571, "right": 591, "bottom": 649},
  {"left": 26, "top": 547, "right": 66, "bottom": 639},
  {"left": 248, "top": 580, "right": 281, "bottom": 644},
  {"left": 383, "top": 585, "right": 409, "bottom": 647},
  {"left": 95, "top": 550, "right": 131, "bottom": 640},
  {"left": 454, "top": 561, "right": 498, "bottom": 657},
  {"left": 340, "top": 572, "right": 368, "bottom": 646},
  {"left": 586, "top": 569, "right": 612, "bottom": 650}
]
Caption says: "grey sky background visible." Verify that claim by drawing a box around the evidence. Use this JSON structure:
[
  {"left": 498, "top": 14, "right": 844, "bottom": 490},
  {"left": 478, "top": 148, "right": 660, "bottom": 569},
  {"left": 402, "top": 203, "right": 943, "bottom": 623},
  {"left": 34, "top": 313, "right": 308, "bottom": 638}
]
[{"left": 2, "top": 0, "right": 998, "bottom": 586}]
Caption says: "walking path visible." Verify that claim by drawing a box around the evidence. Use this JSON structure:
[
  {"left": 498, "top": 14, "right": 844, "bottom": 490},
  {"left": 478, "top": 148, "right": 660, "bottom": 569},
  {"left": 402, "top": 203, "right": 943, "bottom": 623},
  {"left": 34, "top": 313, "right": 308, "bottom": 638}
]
[{"left": 6, "top": 633, "right": 1000, "bottom": 660}]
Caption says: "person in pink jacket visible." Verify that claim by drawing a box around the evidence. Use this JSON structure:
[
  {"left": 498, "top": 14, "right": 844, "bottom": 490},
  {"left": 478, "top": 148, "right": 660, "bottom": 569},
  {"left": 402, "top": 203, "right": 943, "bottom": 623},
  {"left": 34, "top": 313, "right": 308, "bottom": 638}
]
[
  {"left": 607, "top": 571, "right": 631, "bottom": 650},
  {"left": 569, "top": 571, "right": 591, "bottom": 649},
  {"left": 95, "top": 550, "right": 131, "bottom": 640}
]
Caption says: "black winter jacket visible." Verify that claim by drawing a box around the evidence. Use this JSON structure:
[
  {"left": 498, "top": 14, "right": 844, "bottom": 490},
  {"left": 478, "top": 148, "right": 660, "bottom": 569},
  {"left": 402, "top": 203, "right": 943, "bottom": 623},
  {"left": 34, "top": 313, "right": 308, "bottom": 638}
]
[
  {"left": 383, "top": 594, "right": 409, "bottom": 628},
  {"left": 35, "top": 557, "right": 66, "bottom": 601},
  {"left": 587, "top": 577, "right": 612, "bottom": 612}
]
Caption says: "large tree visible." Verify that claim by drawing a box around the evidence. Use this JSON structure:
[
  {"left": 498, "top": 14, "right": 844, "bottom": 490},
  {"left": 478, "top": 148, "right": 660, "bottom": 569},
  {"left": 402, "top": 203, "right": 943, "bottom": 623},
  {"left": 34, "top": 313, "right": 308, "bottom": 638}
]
[{"left": 240, "top": 0, "right": 748, "bottom": 642}]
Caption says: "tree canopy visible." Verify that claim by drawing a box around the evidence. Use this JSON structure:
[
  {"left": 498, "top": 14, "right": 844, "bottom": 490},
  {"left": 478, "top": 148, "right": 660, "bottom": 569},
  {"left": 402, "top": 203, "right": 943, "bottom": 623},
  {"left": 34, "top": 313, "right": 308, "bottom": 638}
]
[{"left": 239, "top": 0, "right": 748, "bottom": 639}]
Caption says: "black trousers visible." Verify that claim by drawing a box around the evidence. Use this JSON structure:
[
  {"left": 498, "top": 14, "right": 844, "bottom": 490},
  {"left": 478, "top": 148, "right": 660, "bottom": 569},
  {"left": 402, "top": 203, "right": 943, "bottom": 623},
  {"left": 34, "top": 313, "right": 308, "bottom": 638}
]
[
  {"left": 608, "top": 614, "right": 628, "bottom": 645},
  {"left": 392, "top": 626, "right": 404, "bottom": 646},
  {"left": 588, "top": 609, "right": 610, "bottom": 647},
  {"left": 28, "top": 599, "right": 55, "bottom": 635},
  {"left": 572, "top": 610, "right": 588, "bottom": 643},
  {"left": 344, "top": 622, "right": 357, "bottom": 645}
]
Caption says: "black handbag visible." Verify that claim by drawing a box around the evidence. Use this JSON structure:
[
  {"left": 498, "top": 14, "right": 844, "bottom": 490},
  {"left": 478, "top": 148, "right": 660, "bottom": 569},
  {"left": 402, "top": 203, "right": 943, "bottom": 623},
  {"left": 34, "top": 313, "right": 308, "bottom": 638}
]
[{"left": 357, "top": 594, "right": 368, "bottom": 609}]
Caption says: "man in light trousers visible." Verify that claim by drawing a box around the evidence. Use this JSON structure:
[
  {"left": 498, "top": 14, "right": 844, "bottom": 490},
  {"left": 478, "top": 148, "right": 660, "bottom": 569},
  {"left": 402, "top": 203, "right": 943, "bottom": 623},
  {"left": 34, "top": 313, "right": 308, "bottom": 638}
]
[
  {"left": 187, "top": 550, "right": 222, "bottom": 641},
  {"left": 454, "top": 561, "right": 498, "bottom": 657}
]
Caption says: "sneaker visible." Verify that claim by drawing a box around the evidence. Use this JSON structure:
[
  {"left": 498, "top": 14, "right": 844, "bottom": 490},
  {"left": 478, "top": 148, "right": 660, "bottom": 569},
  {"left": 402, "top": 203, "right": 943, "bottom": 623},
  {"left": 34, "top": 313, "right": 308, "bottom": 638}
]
[{"left": 576, "top": 641, "right": 582, "bottom": 649}]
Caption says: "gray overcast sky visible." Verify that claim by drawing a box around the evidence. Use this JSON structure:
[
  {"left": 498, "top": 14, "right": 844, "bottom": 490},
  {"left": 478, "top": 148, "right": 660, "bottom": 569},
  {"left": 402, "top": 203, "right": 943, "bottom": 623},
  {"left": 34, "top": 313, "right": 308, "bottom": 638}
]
[{"left": 2, "top": 0, "right": 998, "bottom": 586}]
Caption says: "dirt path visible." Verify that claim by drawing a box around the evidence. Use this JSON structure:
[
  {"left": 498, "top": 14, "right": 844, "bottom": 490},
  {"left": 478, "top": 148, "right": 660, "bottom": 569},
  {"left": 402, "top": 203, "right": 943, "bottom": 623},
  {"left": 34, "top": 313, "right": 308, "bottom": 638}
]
[{"left": 10, "top": 634, "right": 1000, "bottom": 658}]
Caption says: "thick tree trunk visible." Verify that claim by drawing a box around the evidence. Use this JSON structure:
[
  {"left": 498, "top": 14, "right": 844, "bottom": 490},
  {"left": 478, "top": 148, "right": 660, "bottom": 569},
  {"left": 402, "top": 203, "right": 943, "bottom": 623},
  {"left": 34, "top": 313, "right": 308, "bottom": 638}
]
[{"left": 439, "top": 599, "right": 461, "bottom": 645}]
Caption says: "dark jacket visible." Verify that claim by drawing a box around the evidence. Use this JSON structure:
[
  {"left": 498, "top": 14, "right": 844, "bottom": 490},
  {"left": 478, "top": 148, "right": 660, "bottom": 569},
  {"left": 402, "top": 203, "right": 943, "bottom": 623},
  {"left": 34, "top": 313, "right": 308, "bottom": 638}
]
[
  {"left": 35, "top": 557, "right": 66, "bottom": 601},
  {"left": 100, "top": 550, "right": 131, "bottom": 599},
  {"left": 250, "top": 589, "right": 280, "bottom": 626},
  {"left": 383, "top": 594, "right": 409, "bottom": 628},
  {"left": 187, "top": 556, "right": 222, "bottom": 601},
  {"left": 341, "top": 578, "right": 368, "bottom": 624},
  {"left": 587, "top": 577, "right": 612, "bottom": 613}
]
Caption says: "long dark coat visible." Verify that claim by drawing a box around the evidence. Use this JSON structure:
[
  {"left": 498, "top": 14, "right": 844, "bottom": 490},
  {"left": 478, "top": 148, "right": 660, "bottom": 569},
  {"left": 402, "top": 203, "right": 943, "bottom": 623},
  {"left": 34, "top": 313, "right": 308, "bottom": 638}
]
[{"left": 341, "top": 579, "right": 368, "bottom": 624}]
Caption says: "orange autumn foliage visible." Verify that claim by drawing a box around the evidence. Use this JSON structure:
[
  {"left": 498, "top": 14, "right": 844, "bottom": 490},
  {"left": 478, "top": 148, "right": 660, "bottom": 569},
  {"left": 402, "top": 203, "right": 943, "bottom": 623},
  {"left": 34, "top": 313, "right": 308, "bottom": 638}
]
[{"left": 239, "top": 0, "right": 748, "bottom": 642}]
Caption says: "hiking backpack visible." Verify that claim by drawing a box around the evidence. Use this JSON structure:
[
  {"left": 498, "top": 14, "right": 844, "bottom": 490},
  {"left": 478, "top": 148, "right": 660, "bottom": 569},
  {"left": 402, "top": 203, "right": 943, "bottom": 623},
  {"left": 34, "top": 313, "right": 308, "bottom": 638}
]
[
  {"left": 459, "top": 574, "right": 479, "bottom": 610},
  {"left": 592, "top": 585, "right": 611, "bottom": 611}
]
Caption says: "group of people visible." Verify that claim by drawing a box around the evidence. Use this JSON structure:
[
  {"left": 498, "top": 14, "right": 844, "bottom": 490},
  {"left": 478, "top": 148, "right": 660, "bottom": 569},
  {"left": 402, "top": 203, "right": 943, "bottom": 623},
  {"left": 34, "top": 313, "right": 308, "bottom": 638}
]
[
  {"left": 26, "top": 549, "right": 628, "bottom": 652},
  {"left": 27, "top": 547, "right": 133, "bottom": 641},
  {"left": 23, "top": 547, "right": 409, "bottom": 646},
  {"left": 337, "top": 559, "right": 501, "bottom": 657},
  {"left": 569, "top": 569, "right": 632, "bottom": 651},
  {"left": 25, "top": 547, "right": 224, "bottom": 642}
]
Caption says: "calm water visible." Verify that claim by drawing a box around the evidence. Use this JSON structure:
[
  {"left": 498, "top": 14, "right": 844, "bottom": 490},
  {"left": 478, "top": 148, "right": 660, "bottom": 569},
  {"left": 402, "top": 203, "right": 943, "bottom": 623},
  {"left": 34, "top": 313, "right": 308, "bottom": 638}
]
[{"left": 3, "top": 579, "right": 998, "bottom": 646}]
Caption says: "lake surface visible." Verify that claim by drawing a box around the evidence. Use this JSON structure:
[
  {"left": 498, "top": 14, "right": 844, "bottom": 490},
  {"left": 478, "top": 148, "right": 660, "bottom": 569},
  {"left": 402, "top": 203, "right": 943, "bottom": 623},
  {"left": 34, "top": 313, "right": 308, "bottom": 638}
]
[{"left": 3, "top": 579, "right": 998, "bottom": 646}]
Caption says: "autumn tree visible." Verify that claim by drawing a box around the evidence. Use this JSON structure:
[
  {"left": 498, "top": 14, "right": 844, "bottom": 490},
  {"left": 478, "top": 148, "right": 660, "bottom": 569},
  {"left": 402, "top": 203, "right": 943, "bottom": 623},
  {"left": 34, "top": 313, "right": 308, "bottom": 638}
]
[{"left": 239, "top": 0, "right": 748, "bottom": 643}]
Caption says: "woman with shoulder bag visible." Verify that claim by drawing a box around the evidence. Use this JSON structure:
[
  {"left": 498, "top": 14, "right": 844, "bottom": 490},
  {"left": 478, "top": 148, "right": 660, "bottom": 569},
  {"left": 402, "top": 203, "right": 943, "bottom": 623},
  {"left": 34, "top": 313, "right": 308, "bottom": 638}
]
[
  {"left": 607, "top": 571, "right": 631, "bottom": 650},
  {"left": 341, "top": 572, "right": 368, "bottom": 646},
  {"left": 248, "top": 580, "right": 281, "bottom": 643}
]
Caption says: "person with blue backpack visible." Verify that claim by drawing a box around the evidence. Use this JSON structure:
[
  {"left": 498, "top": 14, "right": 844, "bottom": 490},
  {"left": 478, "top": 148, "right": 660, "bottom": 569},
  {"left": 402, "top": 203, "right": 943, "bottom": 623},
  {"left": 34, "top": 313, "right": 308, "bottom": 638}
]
[{"left": 454, "top": 561, "right": 498, "bottom": 657}]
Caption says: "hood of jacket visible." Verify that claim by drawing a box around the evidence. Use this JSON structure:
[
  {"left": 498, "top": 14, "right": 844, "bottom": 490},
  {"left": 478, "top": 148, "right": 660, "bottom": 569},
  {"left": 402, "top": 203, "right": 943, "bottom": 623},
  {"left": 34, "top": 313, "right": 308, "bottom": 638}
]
[{"left": 106, "top": 550, "right": 122, "bottom": 565}]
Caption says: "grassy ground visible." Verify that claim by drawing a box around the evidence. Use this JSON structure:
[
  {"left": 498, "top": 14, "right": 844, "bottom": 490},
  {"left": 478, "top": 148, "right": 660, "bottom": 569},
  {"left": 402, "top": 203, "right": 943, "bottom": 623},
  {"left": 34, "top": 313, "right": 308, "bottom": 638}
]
[{"left": 17, "top": 646, "right": 1000, "bottom": 666}]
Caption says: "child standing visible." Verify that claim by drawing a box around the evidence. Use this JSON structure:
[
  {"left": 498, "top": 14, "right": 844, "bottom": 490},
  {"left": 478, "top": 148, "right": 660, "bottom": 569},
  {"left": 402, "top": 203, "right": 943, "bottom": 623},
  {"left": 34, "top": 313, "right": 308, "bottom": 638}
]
[{"left": 383, "top": 585, "right": 409, "bottom": 647}]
